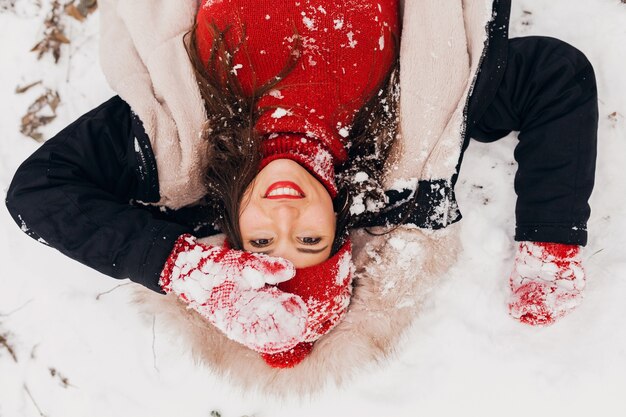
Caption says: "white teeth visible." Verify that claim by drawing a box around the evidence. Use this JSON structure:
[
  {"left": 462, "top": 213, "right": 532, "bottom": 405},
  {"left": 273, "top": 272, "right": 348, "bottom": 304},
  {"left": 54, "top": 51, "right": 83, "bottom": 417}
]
[{"left": 267, "top": 187, "right": 302, "bottom": 197}]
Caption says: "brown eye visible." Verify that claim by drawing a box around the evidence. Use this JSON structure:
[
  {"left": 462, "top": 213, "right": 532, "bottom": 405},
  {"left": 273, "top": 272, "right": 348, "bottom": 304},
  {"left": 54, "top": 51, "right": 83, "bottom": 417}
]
[
  {"left": 299, "top": 237, "right": 322, "bottom": 245},
  {"left": 250, "top": 238, "right": 273, "bottom": 248}
]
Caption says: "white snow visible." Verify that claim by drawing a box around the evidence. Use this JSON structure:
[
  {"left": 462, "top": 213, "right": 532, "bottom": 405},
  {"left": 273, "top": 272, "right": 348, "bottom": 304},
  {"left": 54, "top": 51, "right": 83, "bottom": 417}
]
[
  {"left": 268, "top": 89, "right": 284, "bottom": 99},
  {"left": 354, "top": 171, "right": 369, "bottom": 183},
  {"left": 1, "top": 1, "right": 626, "bottom": 416},
  {"left": 271, "top": 107, "right": 289, "bottom": 118}
]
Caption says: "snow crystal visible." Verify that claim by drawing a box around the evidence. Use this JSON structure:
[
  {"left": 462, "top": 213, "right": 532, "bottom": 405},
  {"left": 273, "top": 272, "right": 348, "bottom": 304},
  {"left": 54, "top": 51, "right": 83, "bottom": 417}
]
[
  {"left": 388, "top": 178, "right": 419, "bottom": 192},
  {"left": 17, "top": 214, "right": 29, "bottom": 232},
  {"left": 335, "top": 251, "right": 352, "bottom": 286},
  {"left": 345, "top": 31, "right": 358, "bottom": 48},
  {"left": 271, "top": 107, "right": 289, "bottom": 118},
  {"left": 302, "top": 14, "right": 316, "bottom": 30},
  {"left": 350, "top": 194, "right": 365, "bottom": 216},
  {"left": 333, "top": 18, "right": 344, "bottom": 29},
  {"left": 269, "top": 89, "right": 284, "bottom": 99},
  {"left": 354, "top": 171, "right": 369, "bottom": 183},
  {"left": 202, "top": 0, "right": 222, "bottom": 9},
  {"left": 231, "top": 64, "right": 243, "bottom": 75}
]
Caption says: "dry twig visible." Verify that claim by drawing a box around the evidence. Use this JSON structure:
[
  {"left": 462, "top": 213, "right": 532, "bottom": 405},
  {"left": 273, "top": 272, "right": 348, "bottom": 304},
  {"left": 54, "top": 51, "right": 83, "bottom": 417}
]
[
  {"left": 0, "top": 332, "right": 18, "bottom": 362},
  {"left": 23, "top": 384, "right": 48, "bottom": 417},
  {"left": 15, "top": 80, "right": 43, "bottom": 94},
  {"left": 152, "top": 315, "right": 159, "bottom": 373},
  {"left": 0, "top": 299, "right": 34, "bottom": 317},
  {"left": 49, "top": 367, "right": 73, "bottom": 388},
  {"left": 95, "top": 282, "right": 132, "bottom": 300}
]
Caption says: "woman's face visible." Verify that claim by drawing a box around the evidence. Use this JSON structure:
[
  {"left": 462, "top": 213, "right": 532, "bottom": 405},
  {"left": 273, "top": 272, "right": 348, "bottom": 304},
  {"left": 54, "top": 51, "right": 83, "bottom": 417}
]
[{"left": 239, "top": 159, "right": 336, "bottom": 268}]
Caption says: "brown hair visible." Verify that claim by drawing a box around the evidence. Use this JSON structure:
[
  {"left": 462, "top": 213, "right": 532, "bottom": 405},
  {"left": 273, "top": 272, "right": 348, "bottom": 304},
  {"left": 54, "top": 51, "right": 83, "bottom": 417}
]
[{"left": 185, "top": 22, "right": 399, "bottom": 254}]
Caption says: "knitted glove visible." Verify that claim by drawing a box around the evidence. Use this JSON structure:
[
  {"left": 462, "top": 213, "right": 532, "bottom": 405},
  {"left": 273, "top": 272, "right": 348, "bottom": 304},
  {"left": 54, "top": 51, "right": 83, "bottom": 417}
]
[
  {"left": 508, "top": 241, "right": 586, "bottom": 326},
  {"left": 159, "top": 234, "right": 308, "bottom": 354}
]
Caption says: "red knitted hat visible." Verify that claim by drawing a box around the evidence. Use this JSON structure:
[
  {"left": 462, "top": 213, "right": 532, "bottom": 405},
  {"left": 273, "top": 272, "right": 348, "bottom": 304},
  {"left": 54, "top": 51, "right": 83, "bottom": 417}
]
[
  {"left": 263, "top": 239, "right": 353, "bottom": 368},
  {"left": 196, "top": 0, "right": 399, "bottom": 196},
  {"left": 220, "top": 238, "right": 353, "bottom": 368}
]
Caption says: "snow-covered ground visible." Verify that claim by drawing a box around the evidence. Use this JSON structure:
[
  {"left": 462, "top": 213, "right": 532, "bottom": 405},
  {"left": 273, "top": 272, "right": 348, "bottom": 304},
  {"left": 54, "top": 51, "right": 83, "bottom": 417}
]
[{"left": 1, "top": 1, "right": 625, "bottom": 416}]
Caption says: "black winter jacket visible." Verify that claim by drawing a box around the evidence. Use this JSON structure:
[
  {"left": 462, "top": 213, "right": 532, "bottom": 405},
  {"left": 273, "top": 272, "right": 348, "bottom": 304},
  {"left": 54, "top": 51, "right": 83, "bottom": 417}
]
[{"left": 5, "top": 17, "right": 598, "bottom": 292}]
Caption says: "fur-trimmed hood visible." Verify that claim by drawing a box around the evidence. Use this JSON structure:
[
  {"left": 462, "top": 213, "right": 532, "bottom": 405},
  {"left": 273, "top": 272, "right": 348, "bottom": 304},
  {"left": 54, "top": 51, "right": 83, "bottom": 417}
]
[{"left": 99, "top": 0, "right": 511, "bottom": 395}]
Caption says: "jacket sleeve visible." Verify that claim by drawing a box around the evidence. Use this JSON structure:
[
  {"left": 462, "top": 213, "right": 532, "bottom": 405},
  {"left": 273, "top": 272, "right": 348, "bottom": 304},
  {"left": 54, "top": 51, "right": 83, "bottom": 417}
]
[
  {"left": 468, "top": 36, "right": 598, "bottom": 246},
  {"left": 5, "top": 96, "right": 192, "bottom": 292}
]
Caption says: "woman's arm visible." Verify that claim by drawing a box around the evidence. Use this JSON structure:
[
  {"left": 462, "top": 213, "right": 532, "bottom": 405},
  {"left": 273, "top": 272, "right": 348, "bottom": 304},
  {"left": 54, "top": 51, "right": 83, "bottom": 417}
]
[
  {"left": 469, "top": 36, "right": 598, "bottom": 246},
  {"left": 5, "top": 96, "right": 191, "bottom": 292}
]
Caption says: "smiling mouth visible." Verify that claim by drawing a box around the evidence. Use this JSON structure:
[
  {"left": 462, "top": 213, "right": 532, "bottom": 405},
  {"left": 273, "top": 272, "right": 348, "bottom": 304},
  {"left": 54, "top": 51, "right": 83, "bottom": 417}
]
[{"left": 264, "top": 181, "right": 305, "bottom": 199}]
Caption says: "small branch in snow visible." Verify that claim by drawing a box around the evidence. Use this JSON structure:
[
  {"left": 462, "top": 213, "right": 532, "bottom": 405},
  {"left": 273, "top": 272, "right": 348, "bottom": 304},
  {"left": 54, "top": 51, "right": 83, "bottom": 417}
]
[
  {"left": 152, "top": 315, "right": 159, "bottom": 373},
  {"left": 587, "top": 248, "right": 605, "bottom": 259},
  {"left": 23, "top": 384, "right": 48, "bottom": 417},
  {"left": 0, "top": 299, "right": 33, "bottom": 317},
  {"left": 49, "top": 367, "right": 74, "bottom": 388},
  {"left": 31, "top": 344, "right": 40, "bottom": 360},
  {"left": 0, "top": 333, "right": 18, "bottom": 362},
  {"left": 95, "top": 282, "right": 132, "bottom": 300},
  {"left": 15, "top": 80, "right": 43, "bottom": 94}
]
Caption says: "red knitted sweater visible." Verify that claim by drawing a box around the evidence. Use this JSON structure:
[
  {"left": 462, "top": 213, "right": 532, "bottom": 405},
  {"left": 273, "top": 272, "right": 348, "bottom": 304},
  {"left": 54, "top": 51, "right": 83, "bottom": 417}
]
[{"left": 196, "top": 0, "right": 399, "bottom": 195}]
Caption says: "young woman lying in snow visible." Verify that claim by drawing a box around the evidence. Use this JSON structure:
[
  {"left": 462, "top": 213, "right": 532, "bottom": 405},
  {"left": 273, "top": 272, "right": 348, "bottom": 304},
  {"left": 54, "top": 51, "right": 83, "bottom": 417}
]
[{"left": 5, "top": 0, "right": 597, "bottom": 380}]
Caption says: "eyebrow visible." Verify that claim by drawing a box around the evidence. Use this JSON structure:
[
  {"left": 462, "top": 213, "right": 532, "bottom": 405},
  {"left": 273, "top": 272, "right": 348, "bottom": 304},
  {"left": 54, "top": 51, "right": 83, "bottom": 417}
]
[
  {"left": 297, "top": 245, "right": 329, "bottom": 254},
  {"left": 261, "top": 245, "right": 329, "bottom": 256}
]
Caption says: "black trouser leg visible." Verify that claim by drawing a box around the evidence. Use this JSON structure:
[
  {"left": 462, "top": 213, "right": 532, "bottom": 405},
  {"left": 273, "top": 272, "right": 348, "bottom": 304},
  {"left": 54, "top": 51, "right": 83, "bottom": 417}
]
[{"left": 469, "top": 36, "right": 598, "bottom": 246}]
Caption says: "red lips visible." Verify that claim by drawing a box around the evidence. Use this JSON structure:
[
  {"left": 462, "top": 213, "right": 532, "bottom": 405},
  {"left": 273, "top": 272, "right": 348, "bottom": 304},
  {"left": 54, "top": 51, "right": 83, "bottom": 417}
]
[{"left": 264, "top": 181, "right": 306, "bottom": 199}]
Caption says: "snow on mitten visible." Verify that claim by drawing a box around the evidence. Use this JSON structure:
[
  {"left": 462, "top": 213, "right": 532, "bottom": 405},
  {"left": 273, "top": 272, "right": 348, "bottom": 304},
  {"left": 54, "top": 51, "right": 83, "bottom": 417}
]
[
  {"left": 508, "top": 241, "right": 586, "bottom": 326},
  {"left": 260, "top": 241, "right": 353, "bottom": 368},
  {"left": 160, "top": 234, "right": 308, "bottom": 354}
]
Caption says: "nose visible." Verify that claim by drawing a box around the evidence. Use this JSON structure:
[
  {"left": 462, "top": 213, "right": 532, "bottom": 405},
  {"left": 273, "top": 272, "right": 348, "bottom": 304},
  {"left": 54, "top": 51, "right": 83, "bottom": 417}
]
[{"left": 270, "top": 203, "right": 300, "bottom": 233}]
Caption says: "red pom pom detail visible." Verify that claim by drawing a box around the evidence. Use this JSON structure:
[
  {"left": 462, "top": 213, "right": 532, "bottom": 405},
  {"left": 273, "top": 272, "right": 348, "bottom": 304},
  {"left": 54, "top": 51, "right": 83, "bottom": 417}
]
[{"left": 261, "top": 342, "right": 314, "bottom": 368}]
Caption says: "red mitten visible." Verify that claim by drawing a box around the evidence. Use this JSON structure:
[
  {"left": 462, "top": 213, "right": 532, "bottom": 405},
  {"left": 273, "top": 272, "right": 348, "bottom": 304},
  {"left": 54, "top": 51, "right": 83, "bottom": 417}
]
[
  {"left": 260, "top": 241, "right": 353, "bottom": 368},
  {"left": 508, "top": 241, "right": 586, "bottom": 326},
  {"left": 160, "top": 235, "right": 308, "bottom": 354}
]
